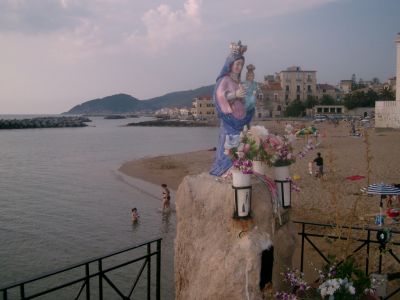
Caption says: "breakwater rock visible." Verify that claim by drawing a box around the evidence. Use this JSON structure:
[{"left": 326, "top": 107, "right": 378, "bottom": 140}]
[
  {"left": 126, "top": 120, "right": 216, "bottom": 127},
  {"left": 0, "top": 116, "right": 91, "bottom": 130}
]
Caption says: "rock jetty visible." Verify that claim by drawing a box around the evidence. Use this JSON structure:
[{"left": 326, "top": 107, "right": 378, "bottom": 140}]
[
  {"left": 104, "top": 115, "right": 127, "bottom": 119},
  {"left": 0, "top": 116, "right": 91, "bottom": 130},
  {"left": 126, "top": 120, "right": 216, "bottom": 127}
]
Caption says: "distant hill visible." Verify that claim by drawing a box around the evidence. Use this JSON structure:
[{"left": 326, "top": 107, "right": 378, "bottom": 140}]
[
  {"left": 140, "top": 85, "right": 214, "bottom": 110},
  {"left": 64, "top": 85, "right": 214, "bottom": 115},
  {"left": 66, "top": 94, "right": 141, "bottom": 115}
]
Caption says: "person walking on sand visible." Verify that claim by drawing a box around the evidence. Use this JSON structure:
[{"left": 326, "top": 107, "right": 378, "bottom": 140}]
[
  {"left": 313, "top": 152, "right": 324, "bottom": 178},
  {"left": 131, "top": 208, "right": 139, "bottom": 223},
  {"left": 161, "top": 184, "right": 171, "bottom": 210}
]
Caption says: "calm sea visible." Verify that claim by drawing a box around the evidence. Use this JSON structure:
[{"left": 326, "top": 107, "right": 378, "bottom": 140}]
[{"left": 0, "top": 115, "right": 218, "bottom": 299}]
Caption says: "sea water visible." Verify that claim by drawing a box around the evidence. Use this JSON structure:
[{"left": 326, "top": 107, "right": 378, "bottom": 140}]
[{"left": 0, "top": 115, "right": 218, "bottom": 299}]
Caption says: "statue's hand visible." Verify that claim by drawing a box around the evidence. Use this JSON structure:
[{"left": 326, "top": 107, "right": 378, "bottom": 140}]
[{"left": 235, "top": 85, "right": 247, "bottom": 98}]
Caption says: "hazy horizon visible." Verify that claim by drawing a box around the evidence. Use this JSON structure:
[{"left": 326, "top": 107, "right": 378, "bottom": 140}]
[{"left": 1, "top": 0, "right": 399, "bottom": 114}]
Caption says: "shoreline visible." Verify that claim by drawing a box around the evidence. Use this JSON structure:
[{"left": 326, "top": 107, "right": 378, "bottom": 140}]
[
  {"left": 118, "top": 120, "right": 400, "bottom": 224},
  {"left": 118, "top": 149, "right": 216, "bottom": 191}
]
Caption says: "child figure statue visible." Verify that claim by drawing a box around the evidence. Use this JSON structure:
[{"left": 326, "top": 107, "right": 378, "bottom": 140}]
[{"left": 243, "top": 64, "right": 258, "bottom": 111}]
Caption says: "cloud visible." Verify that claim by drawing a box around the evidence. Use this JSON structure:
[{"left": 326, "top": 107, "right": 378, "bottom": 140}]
[
  {"left": 125, "top": 0, "right": 203, "bottom": 52},
  {"left": 0, "top": 0, "right": 90, "bottom": 33}
]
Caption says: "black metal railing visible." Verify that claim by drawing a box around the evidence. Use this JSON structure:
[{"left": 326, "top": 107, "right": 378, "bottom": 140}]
[
  {"left": 0, "top": 238, "right": 162, "bottom": 300},
  {"left": 294, "top": 221, "right": 400, "bottom": 299}
]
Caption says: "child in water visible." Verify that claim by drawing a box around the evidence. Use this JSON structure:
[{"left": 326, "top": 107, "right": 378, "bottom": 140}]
[
  {"left": 131, "top": 208, "right": 139, "bottom": 223},
  {"left": 161, "top": 183, "right": 171, "bottom": 210}
]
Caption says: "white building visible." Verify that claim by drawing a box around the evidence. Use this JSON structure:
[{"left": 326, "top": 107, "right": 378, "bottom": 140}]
[{"left": 375, "top": 33, "right": 400, "bottom": 128}]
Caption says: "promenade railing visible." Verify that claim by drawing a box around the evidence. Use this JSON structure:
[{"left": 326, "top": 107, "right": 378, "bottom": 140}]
[
  {"left": 294, "top": 220, "right": 400, "bottom": 299},
  {"left": 0, "top": 238, "right": 161, "bottom": 300}
]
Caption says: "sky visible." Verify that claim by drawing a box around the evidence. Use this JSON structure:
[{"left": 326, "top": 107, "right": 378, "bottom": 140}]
[{"left": 0, "top": 0, "right": 399, "bottom": 114}]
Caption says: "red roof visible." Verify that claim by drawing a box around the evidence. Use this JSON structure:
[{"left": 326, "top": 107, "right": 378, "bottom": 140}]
[
  {"left": 261, "top": 82, "right": 282, "bottom": 91},
  {"left": 198, "top": 95, "right": 211, "bottom": 100}
]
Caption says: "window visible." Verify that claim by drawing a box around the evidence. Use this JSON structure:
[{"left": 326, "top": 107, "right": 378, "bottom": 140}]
[
  {"left": 296, "top": 86, "right": 300, "bottom": 92},
  {"left": 307, "top": 85, "right": 311, "bottom": 92},
  {"left": 285, "top": 94, "right": 289, "bottom": 100},
  {"left": 286, "top": 85, "right": 289, "bottom": 92},
  {"left": 297, "top": 95, "right": 300, "bottom": 101}
]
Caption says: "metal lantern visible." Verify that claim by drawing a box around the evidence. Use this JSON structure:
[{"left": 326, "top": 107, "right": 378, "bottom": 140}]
[
  {"left": 232, "top": 185, "right": 252, "bottom": 219},
  {"left": 274, "top": 179, "right": 292, "bottom": 208}
]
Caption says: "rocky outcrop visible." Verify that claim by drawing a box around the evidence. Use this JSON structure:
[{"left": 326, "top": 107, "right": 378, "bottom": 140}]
[
  {"left": 0, "top": 117, "right": 91, "bottom": 130},
  {"left": 126, "top": 120, "right": 216, "bottom": 127},
  {"left": 175, "top": 173, "right": 298, "bottom": 300}
]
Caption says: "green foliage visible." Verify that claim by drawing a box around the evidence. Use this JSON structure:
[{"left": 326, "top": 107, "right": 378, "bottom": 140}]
[
  {"left": 380, "top": 87, "right": 395, "bottom": 100},
  {"left": 324, "top": 257, "right": 372, "bottom": 299},
  {"left": 343, "top": 89, "right": 381, "bottom": 109},
  {"left": 304, "top": 95, "right": 319, "bottom": 108},
  {"left": 284, "top": 100, "right": 306, "bottom": 117},
  {"left": 319, "top": 95, "right": 335, "bottom": 105}
]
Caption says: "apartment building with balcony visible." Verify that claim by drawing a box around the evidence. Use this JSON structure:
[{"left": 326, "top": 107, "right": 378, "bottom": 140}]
[{"left": 278, "top": 66, "right": 317, "bottom": 102}]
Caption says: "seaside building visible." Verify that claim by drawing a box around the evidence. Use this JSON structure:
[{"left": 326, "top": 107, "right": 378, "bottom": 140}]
[
  {"left": 339, "top": 80, "right": 353, "bottom": 94},
  {"left": 384, "top": 76, "right": 397, "bottom": 92},
  {"left": 258, "top": 80, "right": 284, "bottom": 118},
  {"left": 316, "top": 83, "right": 342, "bottom": 101},
  {"left": 191, "top": 96, "right": 216, "bottom": 119},
  {"left": 375, "top": 33, "right": 400, "bottom": 128},
  {"left": 278, "top": 66, "right": 317, "bottom": 102},
  {"left": 312, "top": 105, "right": 346, "bottom": 115}
]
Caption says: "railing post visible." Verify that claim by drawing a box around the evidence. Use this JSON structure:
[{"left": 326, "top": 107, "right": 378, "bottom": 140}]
[
  {"left": 20, "top": 284, "right": 25, "bottom": 299},
  {"left": 3, "top": 289, "right": 7, "bottom": 300},
  {"left": 85, "top": 263, "right": 90, "bottom": 300},
  {"left": 366, "top": 229, "right": 370, "bottom": 275},
  {"left": 98, "top": 259, "right": 103, "bottom": 300},
  {"left": 156, "top": 239, "right": 161, "bottom": 300},
  {"left": 147, "top": 243, "right": 151, "bottom": 300},
  {"left": 300, "top": 223, "right": 305, "bottom": 272},
  {"left": 379, "top": 246, "right": 383, "bottom": 274}
]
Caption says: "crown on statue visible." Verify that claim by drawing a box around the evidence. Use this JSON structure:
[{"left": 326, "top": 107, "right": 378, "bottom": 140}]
[
  {"left": 246, "top": 64, "right": 255, "bottom": 72},
  {"left": 230, "top": 40, "right": 247, "bottom": 55}
]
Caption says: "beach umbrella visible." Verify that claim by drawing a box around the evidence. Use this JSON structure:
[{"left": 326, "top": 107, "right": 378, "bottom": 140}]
[
  {"left": 361, "top": 183, "right": 400, "bottom": 226},
  {"left": 363, "top": 183, "right": 400, "bottom": 196}
]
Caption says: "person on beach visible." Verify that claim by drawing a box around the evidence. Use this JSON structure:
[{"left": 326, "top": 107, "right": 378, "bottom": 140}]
[
  {"left": 209, "top": 41, "right": 255, "bottom": 176},
  {"left": 161, "top": 184, "right": 171, "bottom": 210},
  {"left": 313, "top": 152, "right": 324, "bottom": 178},
  {"left": 131, "top": 208, "right": 139, "bottom": 223}
]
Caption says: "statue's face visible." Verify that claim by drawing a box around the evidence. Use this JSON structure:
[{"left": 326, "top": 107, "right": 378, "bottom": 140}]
[
  {"left": 247, "top": 73, "right": 254, "bottom": 81},
  {"left": 231, "top": 59, "right": 244, "bottom": 75}
]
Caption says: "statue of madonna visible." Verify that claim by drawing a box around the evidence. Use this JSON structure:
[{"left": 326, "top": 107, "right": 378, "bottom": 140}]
[{"left": 209, "top": 41, "right": 255, "bottom": 176}]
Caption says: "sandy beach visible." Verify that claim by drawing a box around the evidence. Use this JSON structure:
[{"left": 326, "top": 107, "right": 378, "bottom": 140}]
[{"left": 119, "top": 120, "right": 400, "bottom": 225}]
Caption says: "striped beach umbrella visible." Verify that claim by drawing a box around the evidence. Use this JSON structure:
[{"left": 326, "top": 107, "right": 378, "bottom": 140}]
[
  {"left": 360, "top": 183, "right": 400, "bottom": 226},
  {"left": 361, "top": 183, "right": 400, "bottom": 196}
]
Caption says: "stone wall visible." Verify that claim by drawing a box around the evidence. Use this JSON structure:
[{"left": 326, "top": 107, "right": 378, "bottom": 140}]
[
  {"left": 175, "top": 173, "right": 297, "bottom": 300},
  {"left": 375, "top": 101, "right": 400, "bottom": 128}
]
